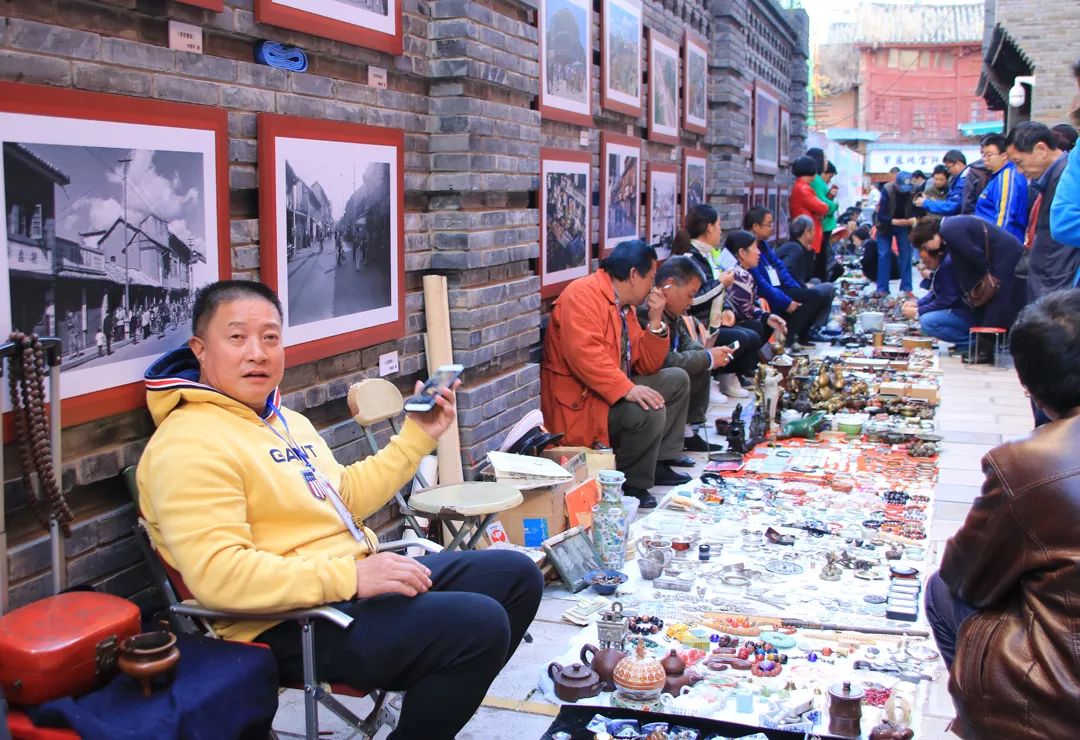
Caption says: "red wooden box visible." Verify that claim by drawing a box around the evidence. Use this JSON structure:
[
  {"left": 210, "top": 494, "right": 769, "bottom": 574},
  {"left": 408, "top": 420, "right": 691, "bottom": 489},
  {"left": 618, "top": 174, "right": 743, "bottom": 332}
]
[{"left": 0, "top": 592, "right": 140, "bottom": 705}]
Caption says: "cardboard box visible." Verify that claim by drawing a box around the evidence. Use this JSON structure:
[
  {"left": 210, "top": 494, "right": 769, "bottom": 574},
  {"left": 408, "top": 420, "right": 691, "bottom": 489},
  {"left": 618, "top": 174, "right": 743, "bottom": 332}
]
[
  {"left": 902, "top": 336, "right": 934, "bottom": 351},
  {"left": 878, "top": 381, "right": 908, "bottom": 398},
  {"left": 543, "top": 446, "right": 616, "bottom": 479},
  {"left": 906, "top": 383, "right": 939, "bottom": 404},
  {"left": 493, "top": 451, "right": 587, "bottom": 547}
]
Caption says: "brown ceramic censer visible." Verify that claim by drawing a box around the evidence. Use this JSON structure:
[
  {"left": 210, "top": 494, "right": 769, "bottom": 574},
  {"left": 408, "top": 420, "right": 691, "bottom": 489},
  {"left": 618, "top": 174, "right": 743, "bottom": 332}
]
[
  {"left": 547, "top": 661, "right": 602, "bottom": 702},
  {"left": 118, "top": 630, "right": 180, "bottom": 697},
  {"left": 580, "top": 643, "right": 626, "bottom": 692},
  {"left": 612, "top": 639, "right": 666, "bottom": 702},
  {"left": 828, "top": 681, "right": 865, "bottom": 738}
]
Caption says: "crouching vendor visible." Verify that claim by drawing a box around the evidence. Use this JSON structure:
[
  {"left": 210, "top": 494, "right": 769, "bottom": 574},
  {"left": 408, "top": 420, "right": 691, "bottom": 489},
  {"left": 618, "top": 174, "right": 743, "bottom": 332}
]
[{"left": 136, "top": 280, "right": 542, "bottom": 740}]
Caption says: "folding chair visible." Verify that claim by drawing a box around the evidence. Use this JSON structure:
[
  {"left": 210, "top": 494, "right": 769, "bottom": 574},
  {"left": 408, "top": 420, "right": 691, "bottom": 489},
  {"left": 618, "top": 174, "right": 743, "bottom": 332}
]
[
  {"left": 347, "top": 379, "right": 523, "bottom": 550},
  {"left": 122, "top": 467, "right": 440, "bottom": 740}
]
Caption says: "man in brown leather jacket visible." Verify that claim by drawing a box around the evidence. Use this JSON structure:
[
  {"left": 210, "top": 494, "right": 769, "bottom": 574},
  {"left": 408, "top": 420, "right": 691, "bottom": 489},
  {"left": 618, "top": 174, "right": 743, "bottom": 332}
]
[{"left": 926, "top": 288, "right": 1080, "bottom": 738}]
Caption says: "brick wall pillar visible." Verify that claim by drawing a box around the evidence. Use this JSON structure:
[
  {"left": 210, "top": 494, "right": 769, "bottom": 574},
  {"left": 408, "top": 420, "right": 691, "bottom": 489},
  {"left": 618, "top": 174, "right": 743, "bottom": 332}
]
[{"left": 426, "top": 0, "right": 543, "bottom": 474}]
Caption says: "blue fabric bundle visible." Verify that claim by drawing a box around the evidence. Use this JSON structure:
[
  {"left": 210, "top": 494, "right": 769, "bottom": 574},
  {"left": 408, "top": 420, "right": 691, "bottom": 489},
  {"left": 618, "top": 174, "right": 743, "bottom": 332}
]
[{"left": 255, "top": 40, "right": 308, "bottom": 72}]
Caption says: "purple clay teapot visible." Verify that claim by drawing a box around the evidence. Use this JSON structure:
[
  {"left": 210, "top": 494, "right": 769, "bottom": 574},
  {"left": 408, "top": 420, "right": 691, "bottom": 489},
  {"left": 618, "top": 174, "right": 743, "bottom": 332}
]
[
  {"left": 548, "top": 661, "right": 602, "bottom": 702},
  {"left": 580, "top": 643, "right": 626, "bottom": 692}
]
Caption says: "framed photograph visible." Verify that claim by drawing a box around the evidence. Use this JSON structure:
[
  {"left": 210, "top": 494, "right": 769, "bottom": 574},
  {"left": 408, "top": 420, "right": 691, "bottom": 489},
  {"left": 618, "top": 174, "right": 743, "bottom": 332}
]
[
  {"left": 176, "top": 0, "right": 224, "bottom": 9},
  {"left": 601, "top": 0, "right": 643, "bottom": 117},
  {"left": 742, "top": 86, "right": 754, "bottom": 156},
  {"left": 255, "top": 0, "right": 401, "bottom": 55},
  {"left": 682, "top": 148, "right": 707, "bottom": 217},
  {"left": 0, "top": 82, "right": 229, "bottom": 428},
  {"left": 539, "top": 0, "right": 592, "bottom": 127},
  {"left": 777, "top": 187, "right": 790, "bottom": 240},
  {"left": 647, "top": 30, "right": 679, "bottom": 145},
  {"left": 599, "top": 132, "right": 641, "bottom": 256},
  {"left": 753, "top": 186, "right": 766, "bottom": 209},
  {"left": 753, "top": 80, "right": 780, "bottom": 175},
  {"left": 779, "top": 107, "right": 791, "bottom": 166},
  {"left": 646, "top": 163, "right": 677, "bottom": 258},
  {"left": 683, "top": 32, "right": 708, "bottom": 135},
  {"left": 258, "top": 114, "right": 404, "bottom": 367},
  {"left": 767, "top": 187, "right": 778, "bottom": 222},
  {"left": 540, "top": 148, "right": 591, "bottom": 299}
]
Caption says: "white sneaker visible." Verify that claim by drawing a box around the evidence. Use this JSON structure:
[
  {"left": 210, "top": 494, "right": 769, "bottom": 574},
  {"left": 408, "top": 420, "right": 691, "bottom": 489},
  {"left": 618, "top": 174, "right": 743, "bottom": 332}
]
[
  {"left": 719, "top": 373, "right": 751, "bottom": 398},
  {"left": 710, "top": 386, "right": 729, "bottom": 404}
]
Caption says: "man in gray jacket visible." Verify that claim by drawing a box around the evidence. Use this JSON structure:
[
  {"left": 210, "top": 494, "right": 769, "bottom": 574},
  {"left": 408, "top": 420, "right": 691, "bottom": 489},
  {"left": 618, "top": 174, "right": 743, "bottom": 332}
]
[{"left": 1006, "top": 121, "right": 1079, "bottom": 301}]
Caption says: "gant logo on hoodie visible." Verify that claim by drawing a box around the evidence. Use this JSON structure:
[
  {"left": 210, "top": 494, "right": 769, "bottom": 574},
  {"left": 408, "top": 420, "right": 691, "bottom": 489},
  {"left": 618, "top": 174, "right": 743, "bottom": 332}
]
[{"left": 269, "top": 445, "right": 318, "bottom": 464}]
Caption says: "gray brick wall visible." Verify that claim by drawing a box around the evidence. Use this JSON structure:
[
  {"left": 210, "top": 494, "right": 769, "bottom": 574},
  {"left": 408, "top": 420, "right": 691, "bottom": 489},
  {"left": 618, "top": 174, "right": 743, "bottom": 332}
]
[
  {"left": 991, "top": 0, "right": 1080, "bottom": 124},
  {"left": 0, "top": 0, "right": 807, "bottom": 610}
]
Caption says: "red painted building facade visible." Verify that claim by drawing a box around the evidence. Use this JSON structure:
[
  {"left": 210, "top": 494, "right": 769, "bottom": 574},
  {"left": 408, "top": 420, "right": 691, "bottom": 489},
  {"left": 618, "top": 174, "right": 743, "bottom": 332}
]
[{"left": 858, "top": 41, "right": 996, "bottom": 143}]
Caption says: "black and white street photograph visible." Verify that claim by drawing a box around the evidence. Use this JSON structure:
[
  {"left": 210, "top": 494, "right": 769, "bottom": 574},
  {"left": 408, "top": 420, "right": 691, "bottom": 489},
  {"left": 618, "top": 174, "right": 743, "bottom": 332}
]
[
  {"left": 283, "top": 156, "right": 392, "bottom": 327},
  {"left": 0, "top": 107, "right": 223, "bottom": 404},
  {"left": 265, "top": 126, "right": 402, "bottom": 356}
]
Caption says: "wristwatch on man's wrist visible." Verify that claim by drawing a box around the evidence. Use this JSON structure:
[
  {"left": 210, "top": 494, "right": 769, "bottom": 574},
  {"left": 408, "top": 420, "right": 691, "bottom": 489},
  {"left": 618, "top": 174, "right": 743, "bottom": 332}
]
[{"left": 647, "top": 321, "right": 668, "bottom": 337}]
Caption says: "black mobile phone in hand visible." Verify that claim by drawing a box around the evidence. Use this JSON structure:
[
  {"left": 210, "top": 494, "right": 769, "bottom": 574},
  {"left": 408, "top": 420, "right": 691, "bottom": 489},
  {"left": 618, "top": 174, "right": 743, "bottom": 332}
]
[{"left": 404, "top": 364, "right": 464, "bottom": 412}]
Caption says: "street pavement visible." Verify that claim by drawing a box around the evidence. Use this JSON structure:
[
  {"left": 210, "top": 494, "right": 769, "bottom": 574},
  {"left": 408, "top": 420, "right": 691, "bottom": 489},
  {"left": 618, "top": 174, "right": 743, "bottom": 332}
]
[
  {"left": 63, "top": 323, "right": 187, "bottom": 372},
  {"left": 287, "top": 240, "right": 392, "bottom": 327}
]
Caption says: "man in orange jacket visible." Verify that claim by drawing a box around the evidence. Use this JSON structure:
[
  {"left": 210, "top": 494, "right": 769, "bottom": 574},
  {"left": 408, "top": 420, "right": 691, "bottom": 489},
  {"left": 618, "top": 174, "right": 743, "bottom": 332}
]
[{"left": 541, "top": 241, "right": 691, "bottom": 508}]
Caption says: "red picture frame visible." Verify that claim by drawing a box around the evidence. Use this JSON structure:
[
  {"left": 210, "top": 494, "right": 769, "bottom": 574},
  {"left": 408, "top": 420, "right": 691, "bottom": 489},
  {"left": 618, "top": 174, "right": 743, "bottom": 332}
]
[
  {"left": 776, "top": 187, "right": 790, "bottom": 240},
  {"left": 646, "top": 29, "right": 680, "bottom": 145},
  {"left": 0, "top": 82, "right": 229, "bottom": 431},
  {"left": 540, "top": 148, "right": 592, "bottom": 299},
  {"left": 646, "top": 162, "right": 678, "bottom": 257},
  {"left": 600, "top": 0, "right": 644, "bottom": 118},
  {"left": 538, "top": 0, "right": 594, "bottom": 127},
  {"left": 752, "top": 79, "right": 780, "bottom": 176},
  {"left": 257, "top": 113, "right": 406, "bottom": 368},
  {"left": 682, "top": 31, "right": 708, "bottom": 136},
  {"left": 175, "top": 0, "right": 224, "bottom": 10},
  {"left": 682, "top": 147, "right": 707, "bottom": 218},
  {"left": 255, "top": 0, "right": 403, "bottom": 56},
  {"left": 598, "top": 131, "right": 642, "bottom": 256}
]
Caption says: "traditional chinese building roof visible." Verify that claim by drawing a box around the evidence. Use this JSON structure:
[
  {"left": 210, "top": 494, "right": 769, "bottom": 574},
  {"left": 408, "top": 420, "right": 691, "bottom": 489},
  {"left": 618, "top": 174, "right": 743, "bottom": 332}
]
[
  {"left": 832, "top": 1, "right": 984, "bottom": 48},
  {"left": 3, "top": 143, "right": 71, "bottom": 186}
]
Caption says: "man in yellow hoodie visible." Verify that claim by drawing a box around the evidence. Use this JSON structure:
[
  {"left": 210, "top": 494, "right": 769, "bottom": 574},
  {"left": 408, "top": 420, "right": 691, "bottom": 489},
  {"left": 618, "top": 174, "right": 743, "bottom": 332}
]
[{"left": 137, "top": 280, "right": 542, "bottom": 739}]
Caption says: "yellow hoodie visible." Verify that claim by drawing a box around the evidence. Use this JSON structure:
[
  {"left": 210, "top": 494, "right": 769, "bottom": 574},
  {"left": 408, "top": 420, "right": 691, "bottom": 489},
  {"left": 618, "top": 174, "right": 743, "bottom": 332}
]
[{"left": 136, "top": 348, "right": 437, "bottom": 642}]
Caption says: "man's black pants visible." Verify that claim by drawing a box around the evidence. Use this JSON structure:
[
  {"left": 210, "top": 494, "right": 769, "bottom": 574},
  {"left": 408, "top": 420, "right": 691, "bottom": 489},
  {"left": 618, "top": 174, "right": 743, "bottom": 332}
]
[
  {"left": 712, "top": 325, "right": 763, "bottom": 377},
  {"left": 257, "top": 550, "right": 543, "bottom": 739}
]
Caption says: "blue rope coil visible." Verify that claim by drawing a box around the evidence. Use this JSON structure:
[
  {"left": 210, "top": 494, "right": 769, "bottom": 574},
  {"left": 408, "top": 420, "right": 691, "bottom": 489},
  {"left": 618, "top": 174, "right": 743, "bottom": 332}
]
[{"left": 255, "top": 40, "right": 308, "bottom": 73}]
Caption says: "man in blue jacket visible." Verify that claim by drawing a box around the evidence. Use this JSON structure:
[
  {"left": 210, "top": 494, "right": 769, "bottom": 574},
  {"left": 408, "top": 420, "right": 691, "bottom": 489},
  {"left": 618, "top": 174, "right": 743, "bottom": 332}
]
[
  {"left": 975, "top": 134, "right": 1028, "bottom": 241},
  {"left": 743, "top": 207, "right": 830, "bottom": 347},
  {"left": 914, "top": 150, "right": 968, "bottom": 216},
  {"left": 1050, "top": 57, "right": 1080, "bottom": 253},
  {"left": 902, "top": 239, "right": 972, "bottom": 355}
]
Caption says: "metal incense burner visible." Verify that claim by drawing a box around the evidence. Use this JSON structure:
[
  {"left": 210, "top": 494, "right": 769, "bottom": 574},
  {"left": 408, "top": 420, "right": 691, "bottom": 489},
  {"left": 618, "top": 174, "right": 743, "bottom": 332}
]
[{"left": 597, "top": 601, "right": 630, "bottom": 651}]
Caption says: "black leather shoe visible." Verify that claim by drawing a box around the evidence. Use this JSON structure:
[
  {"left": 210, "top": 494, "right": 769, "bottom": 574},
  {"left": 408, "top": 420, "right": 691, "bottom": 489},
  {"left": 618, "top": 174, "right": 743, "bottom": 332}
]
[
  {"left": 623, "top": 486, "right": 657, "bottom": 508},
  {"left": 683, "top": 433, "right": 722, "bottom": 452},
  {"left": 661, "top": 455, "right": 696, "bottom": 468},
  {"left": 654, "top": 463, "right": 692, "bottom": 487}
]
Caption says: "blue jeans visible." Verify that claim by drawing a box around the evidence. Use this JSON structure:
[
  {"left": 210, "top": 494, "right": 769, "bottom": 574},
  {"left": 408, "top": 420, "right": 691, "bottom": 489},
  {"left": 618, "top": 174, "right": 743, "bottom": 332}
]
[
  {"left": 876, "top": 230, "right": 913, "bottom": 293},
  {"left": 919, "top": 309, "right": 972, "bottom": 350},
  {"left": 925, "top": 571, "right": 978, "bottom": 669}
]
